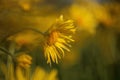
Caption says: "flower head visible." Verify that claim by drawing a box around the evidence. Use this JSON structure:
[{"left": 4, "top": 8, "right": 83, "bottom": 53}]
[
  {"left": 32, "top": 67, "right": 58, "bottom": 80},
  {"left": 44, "top": 15, "right": 76, "bottom": 65},
  {"left": 16, "top": 53, "right": 32, "bottom": 68},
  {"left": 7, "top": 30, "right": 43, "bottom": 49}
]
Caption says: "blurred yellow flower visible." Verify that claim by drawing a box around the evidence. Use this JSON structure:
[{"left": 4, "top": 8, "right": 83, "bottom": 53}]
[
  {"left": 32, "top": 67, "right": 58, "bottom": 80},
  {"left": 87, "top": 2, "right": 113, "bottom": 27},
  {"left": 15, "top": 53, "right": 32, "bottom": 80},
  {"left": 7, "top": 30, "right": 43, "bottom": 49},
  {"left": 69, "top": 4, "right": 98, "bottom": 34},
  {"left": 16, "top": 53, "right": 32, "bottom": 68},
  {"left": 18, "top": 0, "right": 31, "bottom": 11},
  {"left": 16, "top": 66, "right": 58, "bottom": 80},
  {"left": 47, "top": 69, "right": 58, "bottom": 80},
  {"left": 44, "top": 15, "right": 76, "bottom": 65}
]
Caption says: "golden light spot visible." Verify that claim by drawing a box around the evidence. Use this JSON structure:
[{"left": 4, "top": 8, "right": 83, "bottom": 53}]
[{"left": 19, "top": 1, "right": 31, "bottom": 11}]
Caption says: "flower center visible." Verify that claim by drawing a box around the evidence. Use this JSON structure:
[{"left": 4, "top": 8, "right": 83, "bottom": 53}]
[{"left": 48, "top": 31, "right": 59, "bottom": 45}]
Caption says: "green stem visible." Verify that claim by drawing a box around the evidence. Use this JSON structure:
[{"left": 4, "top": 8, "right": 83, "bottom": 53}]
[
  {"left": 0, "top": 47, "right": 13, "bottom": 57},
  {"left": 7, "top": 42, "right": 16, "bottom": 80}
]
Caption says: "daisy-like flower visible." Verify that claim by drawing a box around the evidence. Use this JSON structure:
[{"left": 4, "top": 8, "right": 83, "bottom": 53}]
[{"left": 43, "top": 15, "right": 76, "bottom": 65}]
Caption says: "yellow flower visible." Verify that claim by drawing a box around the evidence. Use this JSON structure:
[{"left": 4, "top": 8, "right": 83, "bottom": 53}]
[
  {"left": 7, "top": 30, "right": 43, "bottom": 49},
  {"left": 18, "top": 0, "right": 31, "bottom": 11},
  {"left": 6, "top": 15, "right": 76, "bottom": 65},
  {"left": 16, "top": 53, "right": 32, "bottom": 68},
  {"left": 69, "top": 4, "right": 98, "bottom": 34},
  {"left": 44, "top": 15, "right": 76, "bottom": 65},
  {"left": 32, "top": 67, "right": 58, "bottom": 80}
]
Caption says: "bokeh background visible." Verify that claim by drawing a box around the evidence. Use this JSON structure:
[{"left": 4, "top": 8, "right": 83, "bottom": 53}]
[{"left": 0, "top": 0, "right": 120, "bottom": 80}]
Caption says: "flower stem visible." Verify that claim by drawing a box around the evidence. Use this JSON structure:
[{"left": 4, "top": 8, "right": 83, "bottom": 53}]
[{"left": 7, "top": 42, "right": 16, "bottom": 80}]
